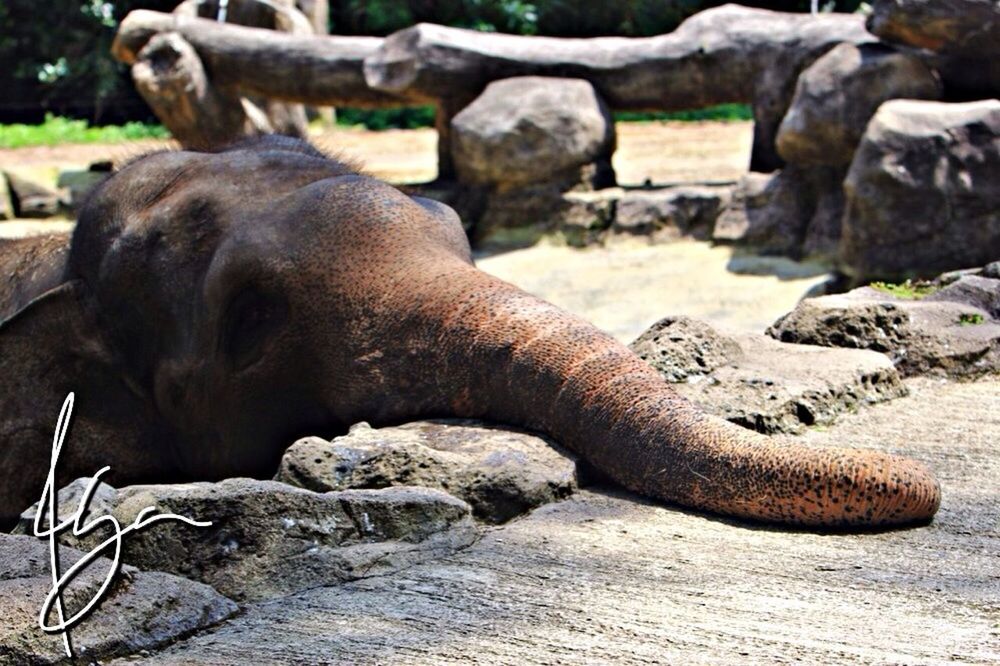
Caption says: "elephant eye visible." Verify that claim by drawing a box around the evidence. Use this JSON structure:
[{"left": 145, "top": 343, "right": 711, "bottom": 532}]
[{"left": 221, "top": 287, "right": 286, "bottom": 370}]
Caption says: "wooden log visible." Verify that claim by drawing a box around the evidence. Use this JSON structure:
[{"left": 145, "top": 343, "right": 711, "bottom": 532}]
[
  {"left": 131, "top": 32, "right": 268, "bottom": 149},
  {"left": 364, "top": 5, "right": 872, "bottom": 171},
  {"left": 113, "top": 10, "right": 415, "bottom": 108},
  {"left": 173, "top": 0, "right": 312, "bottom": 138}
]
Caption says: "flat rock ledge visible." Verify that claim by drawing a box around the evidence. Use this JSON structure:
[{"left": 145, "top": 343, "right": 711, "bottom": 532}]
[
  {"left": 15, "top": 478, "right": 476, "bottom": 603},
  {"left": 0, "top": 533, "right": 237, "bottom": 664},
  {"left": 631, "top": 316, "right": 906, "bottom": 434},
  {"left": 768, "top": 279, "right": 1000, "bottom": 379},
  {"left": 276, "top": 420, "right": 579, "bottom": 524}
]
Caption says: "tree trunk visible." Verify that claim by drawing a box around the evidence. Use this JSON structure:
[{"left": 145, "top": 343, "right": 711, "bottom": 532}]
[
  {"left": 131, "top": 32, "right": 269, "bottom": 149},
  {"left": 114, "top": 10, "right": 416, "bottom": 108}
]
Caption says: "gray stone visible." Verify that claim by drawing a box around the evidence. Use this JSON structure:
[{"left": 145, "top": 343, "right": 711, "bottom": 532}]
[
  {"left": 713, "top": 167, "right": 844, "bottom": 260},
  {"left": 14, "top": 477, "right": 119, "bottom": 542},
  {"left": 768, "top": 286, "right": 1000, "bottom": 378},
  {"left": 841, "top": 99, "right": 1000, "bottom": 283},
  {"left": 631, "top": 316, "right": 905, "bottom": 434},
  {"left": 451, "top": 76, "right": 615, "bottom": 190},
  {"left": 777, "top": 42, "right": 942, "bottom": 167},
  {"left": 983, "top": 261, "right": 1000, "bottom": 279},
  {"left": 106, "top": 478, "right": 476, "bottom": 601},
  {"left": 927, "top": 274, "right": 1000, "bottom": 319},
  {"left": 3, "top": 171, "right": 63, "bottom": 218},
  {"left": 276, "top": 420, "right": 578, "bottom": 524},
  {"left": 867, "top": 0, "right": 1000, "bottom": 58},
  {"left": 612, "top": 186, "right": 726, "bottom": 242},
  {"left": 474, "top": 182, "right": 616, "bottom": 247},
  {"left": 56, "top": 169, "right": 109, "bottom": 210},
  {"left": 0, "top": 533, "right": 237, "bottom": 664}
]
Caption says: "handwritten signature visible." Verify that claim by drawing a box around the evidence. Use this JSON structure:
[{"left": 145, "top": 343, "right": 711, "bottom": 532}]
[{"left": 33, "top": 393, "right": 212, "bottom": 659}]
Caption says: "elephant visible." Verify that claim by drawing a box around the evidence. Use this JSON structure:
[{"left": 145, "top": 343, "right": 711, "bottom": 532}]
[{"left": 0, "top": 136, "right": 941, "bottom": 529}]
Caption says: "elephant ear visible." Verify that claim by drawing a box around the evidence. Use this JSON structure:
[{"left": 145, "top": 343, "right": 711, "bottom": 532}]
[{"left": 0, "top": 281, "right": 162, "bottom": 527}]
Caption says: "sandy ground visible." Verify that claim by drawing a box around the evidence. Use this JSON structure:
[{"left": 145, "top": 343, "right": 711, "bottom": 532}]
[
  {"left": 0, "top": 120, "right": 752, "bottom": 186},
  {"left": 478, "top": 239, "right": 827, "bottom": 341}
]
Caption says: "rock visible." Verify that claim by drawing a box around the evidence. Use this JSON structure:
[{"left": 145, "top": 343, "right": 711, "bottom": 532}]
[
  {"left": 841, "top": 99, "right": 1000, "bottom": 282},
  {"left": 983, "top": 261, "right": 1000, "bottom": 279},
  {"left": 104, "top": 478, "right": 476, "bottom": 601},
  {"left": 630, "top": 317, "right": 742, "bottom": 383},
  {"left": 777, "top": 42, "right": 942, "bottom": 167},
  {"left": 56, "top": 169, "right": 109, "bottom": 210},
  {"left": 612, "top": 186, "right": 726, "bottom": 242},
  {"left": 713, "top": 167, "right": 844, "bottom": 260},
  {"left": 0, "top": 533, "right": 237, "bottom": 663},
  {"left": 276, "top": 420, "right": 578, "bottom": 524},
  {"left": 926, "top": 274, "right": 1000, "bottom": 320},
  {"left": 3, "top": 171, "right": 64, "bottom": 218},
  {"left": 867, "top": 0, "right": 1000, "bottom": 58},
  {"left": 768, "top": 286, "right": 1000, "bottom": 378},
  {"left": 474, "top": 183, "right": 617, "bottom": 247},
  {"left": 631, "top": 316, "right": 905, "bottom": 434},
  {"left": 451, "top": 76, "right": 615, "bottom": 191},
  {"left": 14, "top": 477, "right": 119, "bottom": 541}
]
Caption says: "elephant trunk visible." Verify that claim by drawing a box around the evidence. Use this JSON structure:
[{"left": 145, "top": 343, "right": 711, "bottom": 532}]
[{"left": 389, "top": 262, "right": 940, "bottom": 528}]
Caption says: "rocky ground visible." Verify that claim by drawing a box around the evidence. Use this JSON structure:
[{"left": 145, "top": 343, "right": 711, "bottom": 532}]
[
  {"left": 102, "top": 377, "right": 998, "bottom": 665},
  {"left": 1, "top": 121, "right": 997, "bottom": 664}
]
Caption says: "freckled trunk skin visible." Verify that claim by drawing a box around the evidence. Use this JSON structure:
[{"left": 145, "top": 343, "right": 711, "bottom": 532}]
[{"left": 371, "top": 258, "right": 940, "bottom": 528}]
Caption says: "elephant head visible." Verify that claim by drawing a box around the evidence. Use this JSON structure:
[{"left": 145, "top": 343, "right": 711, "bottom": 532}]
[{"left": 0, "top": 136, "right": 940, "bottom": 528}]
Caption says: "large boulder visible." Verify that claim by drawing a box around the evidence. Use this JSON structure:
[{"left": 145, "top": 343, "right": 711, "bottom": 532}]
[
  {"left": 276, "top": 420, "right": 579, "bottom": 523},
  {"left": 16, "top": 478, "right": 476, "bottom": 602},
  {"left": 768, "top": 283, "right": 1000, "bottom": 378},
  {"left": 840, "top": 99, "right": 1000, "bottom": 282},
  {"left": 777, "top": 42, "right": 942, "bottom": 167},
  {"left": 0, "top": 533, "right": 237, "bottom": 663},
  {"left": 631, "top": 316, "right": 906, "bottom": 434},
  {"left": 451, "top": 76, "right": 615, "bottom": 191},
  {"left": 866, "top": 0, "right": 1000, "bottom": 58}
]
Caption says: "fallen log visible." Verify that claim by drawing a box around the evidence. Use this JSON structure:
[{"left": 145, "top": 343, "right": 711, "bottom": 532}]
[
  {"left": 364, "top": 5, "right": 872, "bottom": 171},
  {"left": 113, "top": 10, "right": 415, "bottom": 108},
  {"left": 131, "top": 32, "right": 268, "bottom": 149}
]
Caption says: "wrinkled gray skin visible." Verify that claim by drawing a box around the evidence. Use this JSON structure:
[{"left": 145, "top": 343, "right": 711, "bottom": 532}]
[{"left": 0, "top": 137, "right": 940, "bottom": 530}]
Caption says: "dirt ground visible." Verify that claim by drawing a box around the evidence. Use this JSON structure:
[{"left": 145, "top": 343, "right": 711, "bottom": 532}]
[{"left": 0, "top": 120, "right": 753, "bottom": 186}]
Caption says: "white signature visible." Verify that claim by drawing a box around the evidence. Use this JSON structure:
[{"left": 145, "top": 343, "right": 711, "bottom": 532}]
[{"left": 33, "top": 393, "right": 212, "bottom": 659}]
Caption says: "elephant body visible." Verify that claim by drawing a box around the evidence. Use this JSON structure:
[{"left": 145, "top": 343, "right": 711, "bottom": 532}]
[{"left": 0, "top": 136, "right": 940, "bottom": 529}]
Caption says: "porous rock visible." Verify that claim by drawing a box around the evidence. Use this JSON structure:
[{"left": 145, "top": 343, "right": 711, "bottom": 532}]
[
  {"left": 776, "top": 42, "right": 942, "bottom": 167},
  {"left": 451, "top": 76, "right": 615, "bottom": 191},
  {"left": 108, "top": 479, "right": 476, "bottom": 601},
  {"left": 768, "top": 286, "right": 1000, "bottom": 378},
  {"left": 631, "top": 316, "right": 906, "bottom": 434},
  {"left": 16, "top": 478, "right": 476, "bottom": 603},
  {"left": 927, "top": 274, "right": 1000, "bottom": 319},
  {"left": 276, "top": 420, "right": 579, "bottom": 524},
  {"left": 841, "top": 99, "right": 1000, "bottom": 282},
  {"left": 0, "top": 533, "right": 237, "bottom": 664}
]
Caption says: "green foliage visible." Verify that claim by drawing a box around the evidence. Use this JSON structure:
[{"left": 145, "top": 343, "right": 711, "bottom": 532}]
[
  {"left": 0, "top": 113, "right": 169, "bottom": 148},
  {"left": 614, "top": 103, "right": 753, "bottom": 123},
  {"left": 870, "top": 280, "right": 940, "bottom": 299},
  {"left": 958, "top": 313, "right": 985, "bottom": 326},
  {"left": 335, "top": 106, "right": 437, "bottom": 130}
]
